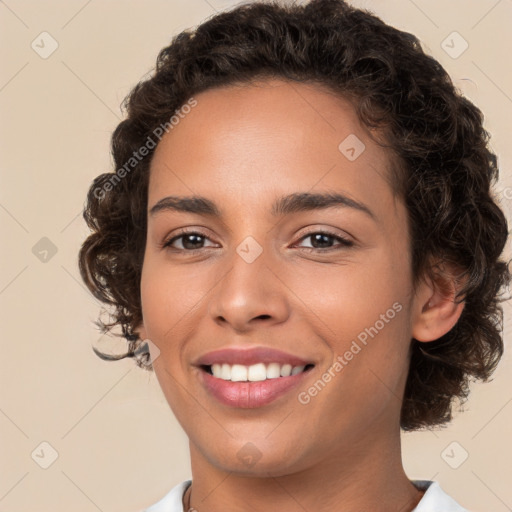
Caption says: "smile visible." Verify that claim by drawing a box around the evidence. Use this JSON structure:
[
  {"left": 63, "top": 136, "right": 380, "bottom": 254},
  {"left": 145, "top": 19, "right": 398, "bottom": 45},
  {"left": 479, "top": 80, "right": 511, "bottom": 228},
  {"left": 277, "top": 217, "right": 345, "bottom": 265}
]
[
  {"left": 194, "top": 346, "right": 316, "bottom": 408},
  {"left": 203, "top": 362, "right": 314, "bottom": 382}
]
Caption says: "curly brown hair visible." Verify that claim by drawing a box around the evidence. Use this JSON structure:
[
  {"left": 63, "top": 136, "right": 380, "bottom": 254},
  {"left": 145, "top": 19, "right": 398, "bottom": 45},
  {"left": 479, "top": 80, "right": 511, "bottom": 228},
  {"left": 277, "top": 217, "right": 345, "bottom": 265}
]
[{"left": 78, "top": 0, "right": 510, "bottom": 430}]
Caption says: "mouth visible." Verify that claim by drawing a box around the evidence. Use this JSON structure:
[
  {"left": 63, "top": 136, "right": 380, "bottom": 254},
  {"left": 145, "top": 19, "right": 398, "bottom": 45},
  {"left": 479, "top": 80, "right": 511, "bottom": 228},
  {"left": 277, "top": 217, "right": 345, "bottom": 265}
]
[
  {"left": 194, "top": 346, "right": 316, "bottom": 408},
  {"left": 200, "top": 362, "right": 315, "bottom": 381},
  {"left": 197, "top": 361, "right": 315, "bottom": 408}
]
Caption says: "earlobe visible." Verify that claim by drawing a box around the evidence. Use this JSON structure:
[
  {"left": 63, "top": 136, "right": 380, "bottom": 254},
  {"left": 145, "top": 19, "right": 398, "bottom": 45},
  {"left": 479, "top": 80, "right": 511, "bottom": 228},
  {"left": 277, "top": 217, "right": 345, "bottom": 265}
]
[{"left": 412, "top": 264, "right": 466, "bottom": 343}]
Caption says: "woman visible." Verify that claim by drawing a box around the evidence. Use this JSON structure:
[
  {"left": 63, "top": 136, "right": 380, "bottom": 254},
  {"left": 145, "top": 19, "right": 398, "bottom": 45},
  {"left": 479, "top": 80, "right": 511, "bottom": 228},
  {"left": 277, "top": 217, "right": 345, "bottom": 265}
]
[{"left": 79, "top": 1, "right": 509, "bottom": 510}]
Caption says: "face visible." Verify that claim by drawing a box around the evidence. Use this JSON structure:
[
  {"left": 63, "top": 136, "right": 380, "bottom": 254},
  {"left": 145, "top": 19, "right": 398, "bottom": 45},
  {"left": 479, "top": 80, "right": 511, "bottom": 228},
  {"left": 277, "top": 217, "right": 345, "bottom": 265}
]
[{"left": 138, "top": 79, "right": 419, "bottom": 476}]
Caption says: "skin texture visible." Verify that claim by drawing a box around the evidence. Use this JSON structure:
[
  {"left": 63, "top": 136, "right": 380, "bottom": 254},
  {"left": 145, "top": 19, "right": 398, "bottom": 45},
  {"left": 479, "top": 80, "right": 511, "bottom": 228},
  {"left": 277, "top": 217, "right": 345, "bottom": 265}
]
[{"left": 137, "top": 79, "right": 464, "bottom": 512}]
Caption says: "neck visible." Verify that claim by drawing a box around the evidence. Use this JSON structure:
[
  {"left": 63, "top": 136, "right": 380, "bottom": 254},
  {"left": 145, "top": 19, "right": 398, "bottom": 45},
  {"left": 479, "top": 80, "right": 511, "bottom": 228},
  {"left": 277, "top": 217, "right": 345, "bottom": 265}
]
[{"left": 185, "top": 426, "right": 423, "bottom": 512}]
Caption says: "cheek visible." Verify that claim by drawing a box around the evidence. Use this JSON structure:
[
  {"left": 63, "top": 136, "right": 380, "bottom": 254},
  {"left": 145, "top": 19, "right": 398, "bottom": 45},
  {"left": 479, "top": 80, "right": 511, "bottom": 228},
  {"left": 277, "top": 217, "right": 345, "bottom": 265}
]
[
  {"left": 287, "top": 251, "right": 409, "bottom": 338},
  {"left": 140, "top": 259, "right": 206, "bottom": 341},
  {"left": 286, "top": 251, "right": 412, "bottom": 395}
]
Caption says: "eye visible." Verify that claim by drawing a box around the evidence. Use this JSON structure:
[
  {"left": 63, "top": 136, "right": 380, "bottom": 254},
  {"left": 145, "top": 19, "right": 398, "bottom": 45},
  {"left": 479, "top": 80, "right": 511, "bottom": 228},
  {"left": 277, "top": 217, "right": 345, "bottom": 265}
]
[
  {"left": 162, "top": 230, "right": 216, "bottom": 251},
  {"left": 294, "top": 230, "right": 354, "bottom": 251}
]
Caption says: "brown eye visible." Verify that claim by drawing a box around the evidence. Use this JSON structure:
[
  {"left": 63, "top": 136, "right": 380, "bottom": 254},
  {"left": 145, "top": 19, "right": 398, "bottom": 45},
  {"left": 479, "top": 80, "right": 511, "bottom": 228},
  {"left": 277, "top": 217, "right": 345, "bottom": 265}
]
[
  {"left": 296, "top": 231, "right": 353, "bottom": 250},
  {"left": 163, "top": 231, "right": 215, "bottom": 251}
]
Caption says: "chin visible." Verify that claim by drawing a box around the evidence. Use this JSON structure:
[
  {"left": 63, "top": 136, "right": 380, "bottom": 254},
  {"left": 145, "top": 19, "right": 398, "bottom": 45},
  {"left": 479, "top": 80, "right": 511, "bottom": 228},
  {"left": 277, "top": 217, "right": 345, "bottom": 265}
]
[{"left": 199, "top": 437, "right": 315, "bottom": 477}]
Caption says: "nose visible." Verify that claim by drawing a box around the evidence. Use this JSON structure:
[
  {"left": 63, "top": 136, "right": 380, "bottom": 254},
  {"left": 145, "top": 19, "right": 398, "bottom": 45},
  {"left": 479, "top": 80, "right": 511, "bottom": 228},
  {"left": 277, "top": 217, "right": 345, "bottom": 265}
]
[{"left": 208, "top": 248, "right": 290, "bottom": 334}]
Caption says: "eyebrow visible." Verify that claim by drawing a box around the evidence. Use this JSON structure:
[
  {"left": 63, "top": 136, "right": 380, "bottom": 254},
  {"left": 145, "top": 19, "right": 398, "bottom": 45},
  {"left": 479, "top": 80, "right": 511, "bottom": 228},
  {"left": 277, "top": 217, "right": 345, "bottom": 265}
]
[{"left": 149, "top": 192, "right": 375, "bottom": 220}]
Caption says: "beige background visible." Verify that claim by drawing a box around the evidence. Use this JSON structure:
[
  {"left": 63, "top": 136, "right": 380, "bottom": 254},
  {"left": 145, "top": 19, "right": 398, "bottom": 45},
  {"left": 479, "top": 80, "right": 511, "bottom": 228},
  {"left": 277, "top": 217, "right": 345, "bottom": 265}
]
[{"left": 1, "top": 0, "right": 511, "bottom": 511}]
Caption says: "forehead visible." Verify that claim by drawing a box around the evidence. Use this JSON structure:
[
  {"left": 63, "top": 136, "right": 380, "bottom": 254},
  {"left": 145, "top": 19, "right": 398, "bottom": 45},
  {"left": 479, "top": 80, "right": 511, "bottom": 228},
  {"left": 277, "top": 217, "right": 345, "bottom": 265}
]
[{"left": 148, "top": 78, "right": 399, "bottom": 220}]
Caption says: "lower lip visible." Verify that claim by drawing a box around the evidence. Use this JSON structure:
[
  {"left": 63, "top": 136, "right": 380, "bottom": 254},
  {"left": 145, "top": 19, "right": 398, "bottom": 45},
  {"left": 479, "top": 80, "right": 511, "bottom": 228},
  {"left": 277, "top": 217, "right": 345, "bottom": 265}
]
[{"left": 199, "top": 368, "right": 313, "bottom": 408}]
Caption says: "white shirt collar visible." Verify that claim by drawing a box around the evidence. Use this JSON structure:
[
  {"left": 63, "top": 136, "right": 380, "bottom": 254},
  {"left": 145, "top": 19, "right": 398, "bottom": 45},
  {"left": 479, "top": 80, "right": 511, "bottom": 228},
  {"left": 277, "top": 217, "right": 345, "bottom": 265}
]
[{"left": 412, "top": 480, "right": 468, "bottom": 511}]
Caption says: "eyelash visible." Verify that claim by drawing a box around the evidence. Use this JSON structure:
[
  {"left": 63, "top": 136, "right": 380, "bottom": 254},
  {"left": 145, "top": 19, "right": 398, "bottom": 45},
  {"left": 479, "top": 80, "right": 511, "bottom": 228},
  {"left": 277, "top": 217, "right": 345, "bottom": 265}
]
[{"left": 161, "top": 228, "right": 354, "bottom": 253}]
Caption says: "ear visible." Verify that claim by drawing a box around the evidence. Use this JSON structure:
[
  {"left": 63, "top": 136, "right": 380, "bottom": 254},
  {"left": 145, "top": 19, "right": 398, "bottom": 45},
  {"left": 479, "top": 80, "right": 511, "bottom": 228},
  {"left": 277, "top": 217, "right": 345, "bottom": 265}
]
[{"left": 411, "top": 261, "right": 466, "bottom": 342}]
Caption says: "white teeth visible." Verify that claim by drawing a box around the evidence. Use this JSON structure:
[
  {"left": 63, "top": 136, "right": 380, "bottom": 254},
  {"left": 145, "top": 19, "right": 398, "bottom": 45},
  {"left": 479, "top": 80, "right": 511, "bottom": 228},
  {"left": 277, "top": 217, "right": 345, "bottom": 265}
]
[
  {"left": 266, "top": 362, "right": 281, "bottom": 379},
  {"left": 280, "top": 364, "right": 292, "bottom": 377},
  {"left": 211, "top": 363, "right": 222, "bottom": 378},
  {"left": 207, "top": 362, "right": 310, "bottom": 381},
  {"left": 221, "top": 363, "right": 231, "bottom": 380},
  {"left": 247, "top": 363, "right": 267, "bottom": 382},
  {"left": 291, "top": 365, "right": 305, "bottom": 375},
  {"left": 231, "top": 364, "right": 248, "bottom": 382}
]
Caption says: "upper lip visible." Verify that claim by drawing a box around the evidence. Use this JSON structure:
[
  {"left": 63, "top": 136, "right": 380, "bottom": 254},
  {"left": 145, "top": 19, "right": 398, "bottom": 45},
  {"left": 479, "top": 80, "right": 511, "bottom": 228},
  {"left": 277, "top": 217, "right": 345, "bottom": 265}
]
[{"left": 194, "top": 347, "right": 315, "bottom": 367}]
